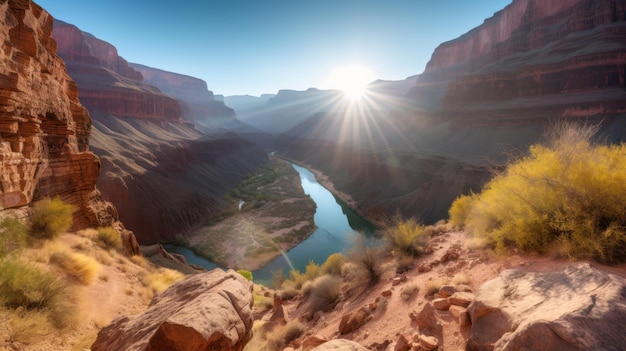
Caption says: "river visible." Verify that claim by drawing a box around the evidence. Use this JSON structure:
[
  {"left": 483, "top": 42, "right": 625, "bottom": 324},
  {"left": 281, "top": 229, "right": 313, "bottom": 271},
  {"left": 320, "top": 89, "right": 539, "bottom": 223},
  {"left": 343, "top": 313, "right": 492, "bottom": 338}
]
[{"left": 164, "top": 163, "right": 376, "bottom": 286}]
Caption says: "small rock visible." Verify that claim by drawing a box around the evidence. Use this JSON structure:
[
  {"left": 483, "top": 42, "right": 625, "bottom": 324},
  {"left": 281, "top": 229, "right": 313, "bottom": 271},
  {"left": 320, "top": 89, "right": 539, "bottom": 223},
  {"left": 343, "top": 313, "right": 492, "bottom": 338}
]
[
  {"left": 394, "top": 334, "right": 411, "bottom": 351},
  {"left": 416, "top": 302, "right": 437, "bottom": 330},
  {"left": 392, "top": 277, "right": 402, "bottom": 286},
  {"left": 459, "top": 310, "right": 471, "bottom": 327},
  {"left": 381, "top": 289, "right": 392, "bottom": 297},
  {"left": 339, "top": 307, "right": 371, "bottom": 335},
  {"left": 449, "top": 292, "right": 475, "bottom": 307},
  {"left": 433, "top": 298, "right": 451, "bottom": 311},
  {"left": 369, "top": 302, "right": 378, "bottom": 311},
  {"left": 273, "top": 293, "right": 283, "bottom": 308},
  {"left": 417, "top": 263, "right": 431, "bottom": 273},
  {"left": 400, "top": 274, "right": 407, "bottom": 282},
  {"left": 419, "top": 335, "right": 439, "bottom": 351},
  {"left": 438, "top": 284, "right": 456, "bottom": 298},
  {"left": 430, "top": 259, "right": 440, "bottom": 267}
]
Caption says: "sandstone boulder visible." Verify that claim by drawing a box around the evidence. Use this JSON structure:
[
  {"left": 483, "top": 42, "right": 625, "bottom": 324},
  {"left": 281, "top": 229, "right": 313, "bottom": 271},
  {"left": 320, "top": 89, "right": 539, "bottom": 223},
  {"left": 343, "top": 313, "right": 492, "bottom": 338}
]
[
  {"left": 310, "top": 339, "right": 369, "bottom": 351},
  {"left": 91, "top": 269, "right": 254, "bottom": 351},
  {"left": 467, "top": 263, "right": 626, "bottom": 351}
]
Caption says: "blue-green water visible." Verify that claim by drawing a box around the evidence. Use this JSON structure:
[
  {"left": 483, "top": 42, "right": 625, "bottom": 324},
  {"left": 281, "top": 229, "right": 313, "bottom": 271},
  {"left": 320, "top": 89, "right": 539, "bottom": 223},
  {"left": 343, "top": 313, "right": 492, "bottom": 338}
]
[{"left": 164, "top": 163, "right": 376, "bottom": 286}]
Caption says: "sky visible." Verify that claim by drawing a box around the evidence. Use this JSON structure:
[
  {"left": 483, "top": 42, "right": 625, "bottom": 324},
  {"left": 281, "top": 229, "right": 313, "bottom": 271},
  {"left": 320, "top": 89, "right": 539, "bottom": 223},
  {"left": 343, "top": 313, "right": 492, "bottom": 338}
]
[{"left": 36, "top": 0, "right": 512, "bottom": 97}]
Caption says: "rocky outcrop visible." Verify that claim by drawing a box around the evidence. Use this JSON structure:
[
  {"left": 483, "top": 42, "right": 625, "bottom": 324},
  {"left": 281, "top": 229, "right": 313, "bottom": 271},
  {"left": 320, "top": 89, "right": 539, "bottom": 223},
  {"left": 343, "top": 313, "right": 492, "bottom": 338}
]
[
  {"left": 130, "top": 63, "right": 236, "bottom": 122},
  {"left": 91, "top": 269, "right": 254, "bottom": 351},
  {"left": 52, "top": 20, "right": 183, "bottom": 122},
  {"left": 466, "top": 263, "right": 626, "bottom": 351},
  {"left": 0, "top": 0, "right": 118, "bottom": 230}
]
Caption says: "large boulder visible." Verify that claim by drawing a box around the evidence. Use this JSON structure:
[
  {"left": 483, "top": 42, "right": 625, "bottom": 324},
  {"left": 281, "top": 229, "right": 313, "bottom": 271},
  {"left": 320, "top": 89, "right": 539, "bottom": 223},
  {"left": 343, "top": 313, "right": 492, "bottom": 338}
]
[
  {"left": 91, "top": 269, "right": 254, "bottom": 351},
  {"left": 467, "top": 263, "right": 626, "bottom": 351}
]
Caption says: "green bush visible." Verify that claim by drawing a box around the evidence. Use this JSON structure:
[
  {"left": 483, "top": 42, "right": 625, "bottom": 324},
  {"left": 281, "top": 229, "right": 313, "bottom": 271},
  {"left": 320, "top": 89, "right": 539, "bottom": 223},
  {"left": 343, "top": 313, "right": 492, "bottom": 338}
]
[
  {"left": 30, "top": 197, "right": 74, "bottom": 239},
  {"left": 0, "top": 218, "right": 29, "bottom": 257},
  {"left": 453, "top": 123, "right": 626, "bottom": 263},
  {"left": 381, "top": 216, "right": 428, "bottom": 257},
  {"left": 236, "top": 269, "right": 253, "bottom": 281},
  {"left": 94, "top": 227, "right": 122, "bottom": 250}
]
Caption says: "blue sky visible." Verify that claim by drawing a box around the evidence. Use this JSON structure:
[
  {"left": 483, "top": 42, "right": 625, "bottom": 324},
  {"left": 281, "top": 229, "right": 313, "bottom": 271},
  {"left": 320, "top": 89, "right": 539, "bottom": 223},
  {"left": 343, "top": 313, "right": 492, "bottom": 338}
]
[{"left": 36, "top": 0, "right": 511, "bottom": 96}]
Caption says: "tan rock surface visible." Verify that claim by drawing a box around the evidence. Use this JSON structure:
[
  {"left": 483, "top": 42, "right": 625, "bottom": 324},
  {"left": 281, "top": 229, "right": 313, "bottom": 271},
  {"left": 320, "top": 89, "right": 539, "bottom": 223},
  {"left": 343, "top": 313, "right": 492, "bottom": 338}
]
[{"left": 91, "top": 269, "right": 254, "bottom": 351}]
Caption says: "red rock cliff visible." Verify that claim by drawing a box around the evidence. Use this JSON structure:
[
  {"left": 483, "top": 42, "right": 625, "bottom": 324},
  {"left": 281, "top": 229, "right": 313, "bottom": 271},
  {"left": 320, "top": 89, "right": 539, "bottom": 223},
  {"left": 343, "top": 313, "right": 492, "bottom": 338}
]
[
  {"left": 52, "top": 20, "right": 183, "bottom": 122},
  {"left": 130, "top": 63, "right": 236, "bottom": 122},
  {"left": 0, "top": 0, "right": 119, "bottom": 230},
  {"left": 413, "top": 0, "right": 626, "bottom": 126}
]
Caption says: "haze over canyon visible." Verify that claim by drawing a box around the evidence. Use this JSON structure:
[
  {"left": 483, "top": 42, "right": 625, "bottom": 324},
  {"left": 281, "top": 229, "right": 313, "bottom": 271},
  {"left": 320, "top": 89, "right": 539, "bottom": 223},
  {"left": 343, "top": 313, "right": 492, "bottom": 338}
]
[{"left": 1, "top": 0, "right": 625, "bottom": 350}]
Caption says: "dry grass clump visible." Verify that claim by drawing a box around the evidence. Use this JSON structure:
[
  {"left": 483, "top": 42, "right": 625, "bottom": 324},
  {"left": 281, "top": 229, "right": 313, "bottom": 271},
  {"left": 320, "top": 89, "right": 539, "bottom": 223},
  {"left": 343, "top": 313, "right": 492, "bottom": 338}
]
[
  {"left": 29, "top": 197, "right": 74, "bottom": 239},
  {"left": 423, "top": 220, "right": 453, "bottom": 237},
  {"left": 347, "top": 235, "right": 384, "bottom": 287},
  {"left": 264, "top": 319, "right": 305, "bottom": 350},
  {"left": 400, "top": 283, "right": 419, "bottom": 301},
  {"left": 382, "top": 216, "right": 428, "bottom": 258},
  {"left": 49, "top": 250, "right": 100, "bottom": 285},
  {"left": 451, "top": 272, "right": 471, "bottom": 286},
  {"left": 142, "top": 269, "right": 185, "bottom": 295},
  {"left": 0, "top": 217, "right": 29, "bottom": 257},
  {"left": 424, "top": 277, "right": 449, "bottom": 297},
  {"left": 94, "top": 227, "right": 122, "bottom": 251},
  {"left": 307, "top": 274, "right": 342, "bottom": 313}
]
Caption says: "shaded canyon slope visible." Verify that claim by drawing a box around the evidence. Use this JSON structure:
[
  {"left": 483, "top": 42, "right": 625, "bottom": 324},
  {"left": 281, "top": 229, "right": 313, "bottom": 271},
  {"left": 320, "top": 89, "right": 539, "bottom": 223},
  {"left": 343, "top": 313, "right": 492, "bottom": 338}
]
[
  {"left": 278, "top": 0, "right": 626, "bottom": 224},
  {"left": 52, "top": 20, "right": 268, "bottom": 243},
  {"left": 0, "top": 0, "right": 119, "bottom": 230}
]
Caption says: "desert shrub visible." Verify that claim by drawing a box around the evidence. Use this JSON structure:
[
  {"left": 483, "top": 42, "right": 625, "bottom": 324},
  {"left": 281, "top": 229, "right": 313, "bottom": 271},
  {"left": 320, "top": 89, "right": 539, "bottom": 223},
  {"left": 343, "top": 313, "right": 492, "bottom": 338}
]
[
  {"left": 321, "top": 253, "right": 345, "bottom": 276},
  {"left": 284, "top": 260, "right": 323, "bottom": 290},
  {"left": 308, "top": 275, "right": 342, "bottom": 313},
  {"left": 0, "top": 217, "right": 29, "bottom": 257},
  {"left": 253, "top": 293, "right": 273, "bottom": 310},
  {"left": 265, "top": 319, "right": 305, "bottom": 350},
  {"left": 451, "top": 272, "right": 471, "bottom": 286},
  {"left": 394, "top": 251, "right": 414, "bottom": 274},
  {"left": 424, "top": 277, "right": 448, "bottom": 297},
  {"left": 347, "top": 235, "right": 383, "bottom": 286},
  {"left": 237, "top": 269, "right": 254, "bottom": 281},
  {"left": 0, "top": 258, "right": 64, "bottom": 310},
  {"left": 381, "top": 216, "right": 428, "bottom": 257},
  {"left": 448, "top": 193, "right": 476, "bottom": 230},
  {"left": 400, "top": 283, "right": 419, "bottom": 301},
  {"left": 455, "top": 123, "right": 626, "bottom": 263},
  {"left": 49, "top": 250, "right": 100, "bottom": 285},
  {"left": 304, "top": 260, "right": 322, "bottom": 281},
  {"left": 30, "top": 197, "right": 74, "bottom": 239},
  {"left": 94, "top": 227, "right": 122, "bottom": 251}
]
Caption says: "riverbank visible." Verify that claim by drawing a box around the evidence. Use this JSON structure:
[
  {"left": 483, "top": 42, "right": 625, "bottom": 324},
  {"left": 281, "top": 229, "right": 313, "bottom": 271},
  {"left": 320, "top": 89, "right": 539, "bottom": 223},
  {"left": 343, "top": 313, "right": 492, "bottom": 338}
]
[{"left": 182, "top": 157, "right": 317, "bottom": 270}]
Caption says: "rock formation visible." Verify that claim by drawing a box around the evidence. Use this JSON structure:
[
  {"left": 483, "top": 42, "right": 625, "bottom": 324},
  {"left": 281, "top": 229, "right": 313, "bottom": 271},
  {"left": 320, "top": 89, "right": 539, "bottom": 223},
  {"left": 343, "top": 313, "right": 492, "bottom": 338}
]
[
  {"left": 0, "top": 0, "right": 119, "bottom": 230},
  {"left": 466, "top": 263, "right": 626, "bottom": 351},
  {"left": 130, "top": 63, "right": 236, "bottom": 123},
  {"left": 52, "top": 20, "right": 183, "bottom": 122},
  {"left": 91, "top": 269, "right": 254, "bottom": 351}
]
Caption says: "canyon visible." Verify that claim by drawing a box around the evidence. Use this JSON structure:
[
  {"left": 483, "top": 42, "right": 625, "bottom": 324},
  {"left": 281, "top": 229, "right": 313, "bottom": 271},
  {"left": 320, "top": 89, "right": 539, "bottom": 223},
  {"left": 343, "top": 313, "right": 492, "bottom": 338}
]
[
  {"left": 269, "top": 0, "right": 626, "bottom": 224},
  {"left": 50, "top": 19, "right": 269, "bottom": 243}
]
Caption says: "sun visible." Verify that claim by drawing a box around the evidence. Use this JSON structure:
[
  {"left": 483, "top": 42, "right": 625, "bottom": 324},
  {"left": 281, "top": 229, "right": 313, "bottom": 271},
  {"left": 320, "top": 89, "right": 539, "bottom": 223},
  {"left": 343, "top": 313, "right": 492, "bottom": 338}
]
[{"left": 322, "top": 64, "right": 376, "bottom": 100}]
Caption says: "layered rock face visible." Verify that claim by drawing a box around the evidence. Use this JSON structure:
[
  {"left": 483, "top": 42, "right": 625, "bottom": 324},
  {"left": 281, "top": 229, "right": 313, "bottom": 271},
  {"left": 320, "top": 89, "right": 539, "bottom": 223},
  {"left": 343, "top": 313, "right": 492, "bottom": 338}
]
[
  {"left": 415, "top": 0, "right": 626, "bottom": 126},
  {"left": 52, "top": 20, "right": 183, "bottom": 122},
  {"left": 467, "top": 263, "right": 626, "bottom": 351},
  {"left": 91, "top": 269, "right": 254, "bottom": 351},
  {"left": 0, "top": 0, "right": 116, "bottom": 229},
  {"left": 130, "top": 63, "right": 236, "bottom": 122}
]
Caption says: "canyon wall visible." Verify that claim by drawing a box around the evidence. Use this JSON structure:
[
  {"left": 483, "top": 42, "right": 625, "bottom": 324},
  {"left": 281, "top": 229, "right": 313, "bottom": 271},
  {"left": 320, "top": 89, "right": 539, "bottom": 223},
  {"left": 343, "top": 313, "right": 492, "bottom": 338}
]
[
  {"left": 52, "top": 20, "right": 183, "bottom": 122},
  {"left": 130, "top": 63, "right": 236, "bottom": 123},
  {"left": 0, "top": 0, "right": 119, "bottom": 229},
  {"left": 279, "top": 0, "right": 626, "bottom": 224}
]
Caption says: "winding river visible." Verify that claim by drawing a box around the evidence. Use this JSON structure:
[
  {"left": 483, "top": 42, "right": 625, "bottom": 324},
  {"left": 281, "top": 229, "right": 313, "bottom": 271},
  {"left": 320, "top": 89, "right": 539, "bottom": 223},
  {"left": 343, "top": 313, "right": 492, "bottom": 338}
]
[{"left": 164, "top": 163, "right": 376, "bottom": 286}]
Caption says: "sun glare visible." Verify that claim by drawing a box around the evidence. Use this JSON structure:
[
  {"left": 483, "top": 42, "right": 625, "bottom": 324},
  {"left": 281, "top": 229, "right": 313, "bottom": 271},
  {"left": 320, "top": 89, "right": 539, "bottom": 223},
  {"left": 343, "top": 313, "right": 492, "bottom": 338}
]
[{"left": 322, "top": 64, "right": 376, "bottom": 100}]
